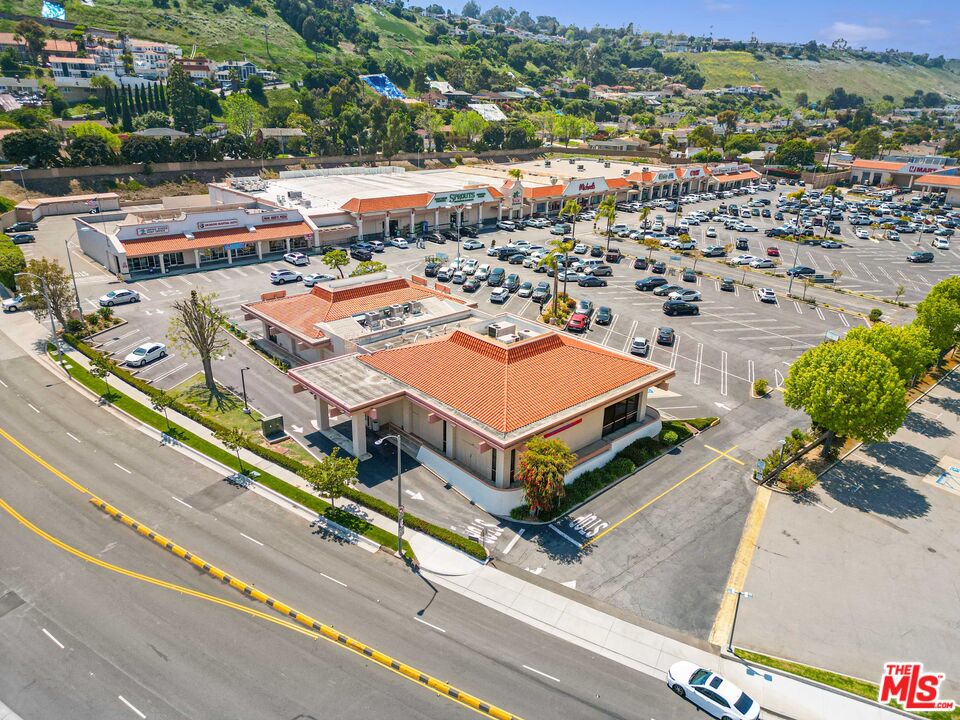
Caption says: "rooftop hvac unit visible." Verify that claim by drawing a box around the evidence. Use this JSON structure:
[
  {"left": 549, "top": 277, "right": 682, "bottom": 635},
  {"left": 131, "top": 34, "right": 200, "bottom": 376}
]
[
  {"left": 604, "top": 162, "right": 610, "bottom": 168},
  {"left": 386, "top": 316, "right": 403, "bottom": 327},
  {"left": 577, "top": 165, "right": 585, "bottom": 171},
  {"left": 409, "top": 300, "right": 423, "bottom": 314},
  {"left": 500, "top": 334, "right": 520, "bottom": 344},
  {"left": 390, "top": 303, "right": 404, "bottom": 317},
  {"left": 642, "top": 166, "right": 649, "bottom": 172},
  {"left": 544, "top": 160, "right": 552, "bottom": 167},
  {"left": 276, "top": 195, "right": 285, "bottom": 205},
  {"left": 517, "top": 328, "right": 538, "bottom": 339},
  {"left": 568, "top": 158, "right": 575, "bottom": 164},
  {"left": 365, "top": 310, "right": 381, "bottom": 324},
  {"left": 487, "top": 321, "right": 517, "bottom": 338},
  {"left": 302, "top": 199, "right": 312, "bottom": 208},
  {"left": 622, "top": 169, "right": 630, "bottom": 176},
  {"left": 287, "top": 191, "right": 302, "bottom": 200}
]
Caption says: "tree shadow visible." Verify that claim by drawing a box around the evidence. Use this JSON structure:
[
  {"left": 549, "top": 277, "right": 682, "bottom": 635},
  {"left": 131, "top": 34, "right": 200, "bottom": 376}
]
[
  {"left": 860, "top": 440, "right": 940, "bottom": 476},
  {"left": 819, "top": 460, "right": 931, "bottom": 519},
  {"left": 926, "top": 393, "right": 960, "bottom": 417},
  {"left": 903, "top": 411, "right": 952, "bottom": 439},
  {"left": 524, "top": 525, "right": 593, "bottom": 565}
]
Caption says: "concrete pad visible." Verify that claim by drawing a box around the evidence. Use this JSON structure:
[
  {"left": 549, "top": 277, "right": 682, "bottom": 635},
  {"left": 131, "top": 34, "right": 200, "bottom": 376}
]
[
  {"left": 555, "top": 612, "right": 612, "bottom": 645},
  {"left": 603, "top": 631, "right": 663, "bottom": 669},
  {"left": 508, "top": 592, "right": 564, "bottom": 627}
]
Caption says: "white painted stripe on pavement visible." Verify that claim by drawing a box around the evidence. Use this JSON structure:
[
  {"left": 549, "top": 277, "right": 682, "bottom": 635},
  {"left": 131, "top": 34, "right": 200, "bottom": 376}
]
[
  {"left": 523, "top": 665, "right": 560, "bottom": 682},
  {"left": 320, "top": 572, "right": 347, "bottom": 587},
  {"left": 114, "top": 463, "right": 132, "bottom": 474},
  {"left": 118, "top": 695, "right": 146, "bottom": 719},
  {"left": 42, "top": 628, "right": 65, "bottom": 649},
  {"left": 414, "top": 616, "right": 447, "bottom": 633},
  {"left": 171, "top": 496, "right": 193, "bottom": 509},
  {"left": 240, "top": 532, "right": 264, "bottom": 546}
]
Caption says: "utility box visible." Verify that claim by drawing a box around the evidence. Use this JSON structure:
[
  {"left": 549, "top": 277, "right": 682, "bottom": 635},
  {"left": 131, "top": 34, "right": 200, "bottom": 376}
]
[{"left": 261, "top": 414, "right": 286, "bottom": 442}]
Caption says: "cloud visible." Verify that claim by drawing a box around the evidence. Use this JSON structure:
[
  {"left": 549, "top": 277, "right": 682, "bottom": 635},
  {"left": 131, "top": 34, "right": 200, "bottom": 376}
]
[
  {"left": 821, "top": 22, "right": 891, "bottom": 43},
  {"left": 703, "top": 1, "right": 739, "bottom": 12},
  {"left": 906, "top": 18, "right": 931, "bottom": 26}
]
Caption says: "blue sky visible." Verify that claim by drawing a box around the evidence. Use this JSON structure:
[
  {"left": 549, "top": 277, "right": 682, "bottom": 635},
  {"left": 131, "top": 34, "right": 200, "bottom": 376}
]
[{"left": 473, "top": 0, "right": 958, "bottom": 57}]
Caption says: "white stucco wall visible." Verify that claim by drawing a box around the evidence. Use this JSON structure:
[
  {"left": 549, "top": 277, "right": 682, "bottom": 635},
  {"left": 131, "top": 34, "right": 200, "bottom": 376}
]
[{"left": 417, "top": 445, "right": 523, "bottom": 516}]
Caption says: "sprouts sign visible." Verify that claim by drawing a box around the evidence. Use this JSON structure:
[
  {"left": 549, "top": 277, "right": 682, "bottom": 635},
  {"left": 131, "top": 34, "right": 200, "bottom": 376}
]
[{"left": 427, "top": 188, "right": 494, "bottom": 208}]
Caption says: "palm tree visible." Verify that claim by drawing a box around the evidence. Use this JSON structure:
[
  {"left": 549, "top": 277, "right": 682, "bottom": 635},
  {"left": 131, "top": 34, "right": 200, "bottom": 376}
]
[
  {"left": 560, "top": 198, "right": 582, "bottom": 240},
  {"left": 547, "top": 234, "right": 575, "bottom": 302},
  {"left": 820, "top": 185, "right": 840, "bottom": 240},
  {"left": 508, "top": 168, "right": 523, "bottom": 181},
  {"left": 638, "top": 207, "right": 651, "bottom": 231},
  {"left": 597, "top": 194, "right": 617, "bottom": 251},
  {"left": 538, "top": 252, "right": 562, "bottom": 319}
]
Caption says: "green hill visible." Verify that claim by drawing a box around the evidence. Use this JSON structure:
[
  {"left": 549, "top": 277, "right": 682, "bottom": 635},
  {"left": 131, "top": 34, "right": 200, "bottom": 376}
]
[{"left": 673, "top": 50, "right": 960, "bottom": 102}]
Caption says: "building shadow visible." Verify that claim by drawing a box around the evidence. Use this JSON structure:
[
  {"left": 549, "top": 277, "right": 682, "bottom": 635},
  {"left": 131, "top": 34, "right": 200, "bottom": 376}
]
[{"left": 819, "top": 460, "right": 930, "bottom": 519}]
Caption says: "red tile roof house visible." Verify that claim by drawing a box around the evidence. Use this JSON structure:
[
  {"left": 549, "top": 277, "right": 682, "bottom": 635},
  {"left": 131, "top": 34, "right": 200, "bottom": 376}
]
[
  {"left": 240, "top": 273, "right": 477, "bottom": 365},
  {"left": 288, "top": 314, "right": 674, "bottom": 515}
]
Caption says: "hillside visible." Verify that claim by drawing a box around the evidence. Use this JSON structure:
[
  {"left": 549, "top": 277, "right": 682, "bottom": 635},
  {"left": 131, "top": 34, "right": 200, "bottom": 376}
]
[
  {"left": 0, "top": 0, "right": 314, "bottom": 75},
  {"left": 353, "top": 4, "right": 460, "bottom": 65},
  {"left": 674, "top": 51, "right": 960, "bottom": 102}
]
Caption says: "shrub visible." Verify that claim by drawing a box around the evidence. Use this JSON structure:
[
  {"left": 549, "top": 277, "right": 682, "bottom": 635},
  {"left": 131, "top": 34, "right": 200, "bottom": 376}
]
[
  {"left": 65, "top": 318, "right": 85, "bottom": 333},
  {"left": 661, "top": 420, "right": 692, "bottom": 442},
  {"left": 753, "top": 378, "right": 769, "bottom": 396},
  {"left": 781, "top": 464, "right": 817, "bottom": 492},
  {"left": 0, "top": 234, "right": 26, "bottom": 290},
  {"left": 660, "top": 429, "right": 679, "bottom": 445},
  {"left": 686, "top": 416, "right": 718, "bottom": 431},
  {"left": 869, "top": 308, "right": 883, "bottom": 322},
  {"left": 97, "top": 306, "right": 113, "bottom": 319}
]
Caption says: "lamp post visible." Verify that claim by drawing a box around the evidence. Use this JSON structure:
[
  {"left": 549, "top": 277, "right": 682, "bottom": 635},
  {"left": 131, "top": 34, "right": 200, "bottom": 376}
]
[
  {"left": 2, "top": 165, "right": 29, "bottom": 196},
  {"left": 726, "top": 587, "right": 753, "bottom": 654},
  {"left": 64, "top": 228, "right": 84, "bottom": 321},
  {"left": 374, "top": 434, "right": 403, "bottom": 557},
  {"left": 240, "top": 366, "right": 251, "bottom": 414},
  {"left": 786, "top": 197, "right": 804, "bottom": 297},
  {"left": 16, "top": 271, "right": 62, "bottom": 369}
]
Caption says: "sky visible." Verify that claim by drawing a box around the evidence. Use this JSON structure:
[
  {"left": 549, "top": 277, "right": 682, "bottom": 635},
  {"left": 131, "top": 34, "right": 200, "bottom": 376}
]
[{"left": 471, "top": 0, "right": 959, "bottom": 57}]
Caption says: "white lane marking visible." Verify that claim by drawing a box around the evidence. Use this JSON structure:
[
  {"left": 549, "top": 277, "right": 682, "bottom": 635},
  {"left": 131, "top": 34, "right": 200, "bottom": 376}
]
[
  {"left": 413, "top": 616, "right": 447, "bottom": 633},
  {"left": 171, "top": 496, "right": 193, "bottom": 509},
  {"left": 66, "top": 432, "right": 81, "bottom": 443},
  {"left": 653, "top": 405, "right": 698, "bottom": 410},
  {"left": 42, "top": 628, "right": 65, "bottom": 649},
  {"left": 27, "top": 403, "right": 40, "bottom": 414},
  {"left": 693, "top": 342, "right": 703, "bottom": 385},
  {"left": 240, "top": 532, "right": 264, "bottom": 546},
  {"left": 502, "top": 528, "right": 525, "bottom": 555},
  {"left": 0, "top": 378, "right": 7, "bottom": 388},
  {"left": 548, "top": 523, "right": 583, "bottom": 548},
  {"left": 102, "top": 328, "right": 140, "bottom": 346},
  {"left": 113, "top": 463, "right": 132, "bottom": 474},
  {"left": 816, "top": 307, "right": 825, "bottom": 321},
  {"left": 320, "top": 572, "right": 347, "bottom": 587},
  {"left": 793, "top": 301, "right": 803, "bottom": 314},
  {"left": 838, "top": 313, "right": 850, "bottom": 328},
  {"left": 720, "top": 351, "right": 728, "bottom": 397},
  {"left": 523, "top": 665, "right": 560, "bottom": 682},
  {"left": 150, "top": 363, "right": 188, "bottom": 384},
  {"left": 159, "top": 279, "right": 173, "bottom": 289},
  {"left": 118, "top": 696, "right": 146, "bottom": 719},
  {"left": 747, "top": 359, "right": 755, "bottom": 388}
]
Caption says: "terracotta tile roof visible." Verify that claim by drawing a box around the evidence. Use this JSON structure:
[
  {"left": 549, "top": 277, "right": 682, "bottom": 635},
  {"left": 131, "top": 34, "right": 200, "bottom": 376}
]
[
  {"left": 123, "top": 221, "right": 311, "bottom": 258},
  {"left": 851, "top": 159, "right": 905, "bottom": 171},
  {"left": 606, "top": 177, "right": 630, "bottom": 189},
  {"left": 710, "top": 169, "right": 760, "bottom": 183},
  {"left": 341, "top": 193, "right": 433, "bottom": 214},
  {"left": 523, "top": 184, "right": 565, "bottom": 199},
  {"left": 626, "top": 171, "right": 657, "bottom": 183},
  {"left": 916, "top": 172, "right": 960, "bottom": 187},
  {"left": 360, "top": 329, "right": 658, "bottom": 433},
  {"left": 243, "top": 278, "right": 465, "bottom": 341}
]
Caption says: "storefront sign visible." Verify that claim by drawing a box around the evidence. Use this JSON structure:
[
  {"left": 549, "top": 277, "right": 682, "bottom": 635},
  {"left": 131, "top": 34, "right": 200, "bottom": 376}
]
[
  {"left": 563, "top": 177, "right": 609, "bottom": 196},
  {"left": 135, "top": 224, "right": 169, "bottom": 237},
  {"left": 259, "top": 212, "right": 290, "bottom": 223},
  {"left": 687, "top": 168, "right": 701, "bottom": 177},
  {"left": 427, "top": 188, "right": 494, "bottom": 208},
  {"left": 510, "top": 187, "right": 523, "bottom": 206},
  {"left": 654, "top": 170, "right": 675, "bottom": 183},
  {"left": 197, "top": 218, "right": 239, "bottom": 231},
  {"left": 906, "top": 165, "right": 940, "bottom": 175}
]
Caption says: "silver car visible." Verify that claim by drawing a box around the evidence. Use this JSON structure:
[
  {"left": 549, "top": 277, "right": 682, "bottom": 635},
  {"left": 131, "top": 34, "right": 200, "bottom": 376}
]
[
  {"left": 99, "top": 289, "right": 140, "bottom": 306},
  {"left": 124, "top": 342, "right": 167, "bottom": 367}
]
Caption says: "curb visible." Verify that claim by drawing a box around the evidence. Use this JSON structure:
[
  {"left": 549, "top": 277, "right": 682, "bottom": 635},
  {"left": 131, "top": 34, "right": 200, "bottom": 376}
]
[{"left": 90, "top": 497, "right": 521, "bottom": 720}]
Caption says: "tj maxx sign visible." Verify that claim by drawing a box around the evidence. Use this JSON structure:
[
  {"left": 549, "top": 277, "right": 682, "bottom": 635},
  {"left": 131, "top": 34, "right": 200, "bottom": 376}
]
[{"left": 563, "top": 177, "right": 609, "bottom": 196}]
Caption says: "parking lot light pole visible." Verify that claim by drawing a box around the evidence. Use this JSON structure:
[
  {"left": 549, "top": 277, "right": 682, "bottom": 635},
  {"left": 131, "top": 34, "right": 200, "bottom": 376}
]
[
  {"left": 63, "top": 230, "right": 84, "bottom": 321},
  {"left": 726, "top": 587, "right": 753, "bottom": 654},
  {"left": 16, "top": 271, "right": 62, "bottom": 369},
  {"left": 240, "top": 366, "right": 251, "bottom": 414},
  {"left": 374, "top": 434, "right": 403, "bottom": 557}
]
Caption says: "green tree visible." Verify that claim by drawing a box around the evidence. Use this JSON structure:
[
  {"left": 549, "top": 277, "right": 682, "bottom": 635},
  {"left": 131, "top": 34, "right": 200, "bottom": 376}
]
[
  {"left": 67, "top": 121, "right": 121, "bottom": 152},
  {"left": 167, "top": 61, "right": 199, "bottom": 133},
  {"left": 774, "top": 138, "right": 814, "bottom": 167},
  {"left": 0, "top": 234, "right": 26, "bottom": 290},
  {"left": 120, "top": 92, "right": 134, "bottom": 133},
  {"left": 846, "top": 323, "right": 936, "bottom": 386},
  {"left": 688, "top": 124, "right": 716, "bottom": 149},
  {"left": 18, "top": 257, "right": 75, "bottom": 326},
  {"left": 68, "top": 135, "right": 116, "bottom": 166},
  {"left": 784, "top": 339, "right": 907, "bottom": 456},
  {"left": 1, "top": 130, "right": 61, "bottom": 168},
  {"left": 852, "top": 127, "right": 882, "bottom": 159},
  {"left": 214, "top": 427, "right": 247, "bottom": 473},
  {"left": 222, "top": 94, "right": 263, "bottom": 139},
  {"left": 462, "top": 0, "right": 481, "bottom": 18},
  {"left": 515, "top": 435, "right": 576, "bottom": 517},
  {"left": 245, "top": 75, "right": 266, "bottom": 104},
  {"left": 133, "top": 110, "right": 172, "bottom": 131},
  {"left": 552, "top": 114, "right": 579, "bottom": 146},
  {"left": 90, "top": 353, "right": 113, "bottom": 401},
  {"left": 451, "top": 110, "right": 487, "bottom": 145},
  {"left": 299, "top": 447, "right": 358, "bottom": 508},
  {"left": 915, "top": 293, "right": 960, "bottom": 365},
  {"left": 322, "top": 249, "right": 350, "bottom": 279},
  {"left": 151, "top": 389, "right": 174, "bottom": 431},
  {"left": 121, "top": 135, "right": 173, "bottom": 164},
  {"left": 596, "top": 194, "right": 617, "bottom": 250},
  {"left": 384, "top": 112, "right": 411, "bottom": 159},
  {"left": 167, "top": 290, "right": 232, "bottom": 390},
  {"left": 819, "top": 185, "right": 840, "bottom": 239},
  {"left": 13, "top": 20, "right": 45, "bottom": 64},
  {"left": 350, "top": 260, "right": 388, "bottom": 277}
]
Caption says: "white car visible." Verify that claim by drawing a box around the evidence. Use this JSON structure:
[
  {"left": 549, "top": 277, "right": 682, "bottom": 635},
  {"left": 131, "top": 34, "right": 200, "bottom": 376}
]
[
  {"left": 739, "top": 224, "right": 759, "bottom": 233},
  {"left": 706, "top": 227, "right": 717, "bottom": 238},
  {"left": 124, "top": 342, "right": 166, "bottom": 367},
  {"left": 489, "top": 287, "right": 510, "bottom": 303},
  {"left": 99, "top": 289, "right": 140, "bottom": 306},
  {"left": 496, "top": 220, "right": 516, "bottom": 231},
  {"left": 855, "top": 228, "right": 870, "bottom": 239},
  {"left": 303, "top": 273, "right": 335, "bottom": 287},
  {"left": 573, "top": 243, "right": 588, "bottom": 254},
  {"left": 669, "top": 289, "right": 701, "bottom": 301},
  {"left": 462, "top": 239, "right": 484, "bottom": 250},
  {"left": 749, "top": 258, "right": 775, "bottom": 268},
  {"left": 527, "top": 218, "right": 550, "bottom": 228},
  {"left": 464, "top": 258, "right": 479, "bottom": 274},
  {"left": 729, "top": 255, "right": 756, "bottom": 266},
  {"left": 2, "top": 293, "right": 26, "bottom": 312},
  {"left": 486, "top": 245, "right": 501, "bottom": 256},
  {"left": 933, "top": 237, "right": 951, "bottom": 249},
  {"left": 270, "top": 269, "right": 302, "bottom": 284},
  {"left": 757, "top": 287, "right": 777, "bottom": 303},
  {"left": 284, "top": 252, "right": 309, "bottom": 266},
  {"left": 388, "top": 237, "right": 409, "bottom": 249},
  {"left": 667, "top": 661, "right": 760, "bottom": 720},
  {"left": 436, "top": 266, "right": 454, "bottom": 282},
  {"left": 451, "top": 270, "right": 466, "bottom": 284},
  {"left": 630, "top": 336, "right": 649, "bottom": 356},
  {"left": 475, "top": 264, "right": 491, "bottom": 281}
]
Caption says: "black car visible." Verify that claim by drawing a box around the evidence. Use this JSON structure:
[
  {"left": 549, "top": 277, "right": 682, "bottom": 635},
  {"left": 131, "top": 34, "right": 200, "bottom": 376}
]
[
  {"left": 657, "top": 327, "right": 676, "bottom": 345},
  {"left": 4, "top": 221, "right": 38, "bottom": 233},
  {"left": 508, "top": 253, "right": 526, "bottom": 264},
  {"left": 531, "top": 282, "right": 551, "bottom": 303},
  {"left": 487, "top": 267, "right": 505, "bottom": 286},
  {"left": 350, "top": 247, "right": 373, "bottom": 261},
  {"left": 458, "top": 225, "right": 479, "bottom": 238},
  {"left": 590, "top": 245, "right": 604, "bottom": 258},
  {"left": 682, "top": 269, "right": 697, "bottom": 283},
  {"left": 424, "top": 261, "right": 440, "bottom": 277},
  {"left": 663, "top": 300, "right": 700, "bottom": 316},
  {"left": 634, "top": 257, "right": 649, "bottom": 270},
  {"left": 907, "top": 251, "right": 934, "bottom": 263},
  {"left": 595, "top": 306, "right": 613, "bottom": 325},
  {"left": 719, "top": 277, "right": 736, "bottom": 292},
  {"left": 10, "top": 233, "right": 35, "bottom": 244},
  {"left": 463, "top": 277, "right": 481, "bottom": 292},
  {"left": 786, "top": 265, "right": 816, "bottom": 277},
  {"left": 504, "top": 273, "right": 521, "bottom": 292},
  {"left": 635, "top": 276, "right": 669, "bottom": 291},
  {"left": 441, "top": 230, "right": 459, "bottom": 242},
  {"left": 425, "top": 232, "right": 446, "bottom": 244},
  {"left": 651, "top": 261, "right": 667, "bottom": 274},
  {"left": 735, "top": 238, "right": 750, "bottom": 251},
  {"left": 579, "top": 275, "right": 607, "bottom": 288}
]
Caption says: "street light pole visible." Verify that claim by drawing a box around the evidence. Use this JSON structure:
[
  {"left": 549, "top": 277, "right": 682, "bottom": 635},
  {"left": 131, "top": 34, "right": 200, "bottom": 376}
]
[
  {"left": 240, "top": 366, "right": 251, "bottom": 414},
  {"left": 726, "top": 587, "right": 753, "bottom": 654},
  {"left": 786, "top": 200, "right": 804, "bottom": 297},
  {"left": 63, "top": 230, "right": 84, "bottom": 321},
  {"left": 16, "top": 271, "right": 62, "bottom": 369},
  {"left": 374, "top": 434, "right": 404, "bottom": 557}
]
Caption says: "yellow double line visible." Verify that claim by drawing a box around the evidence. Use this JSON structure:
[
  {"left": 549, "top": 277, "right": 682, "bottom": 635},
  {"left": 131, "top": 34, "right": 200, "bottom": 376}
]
[{"left": 0, "top": 425, "right": 522, "bottom": 720}]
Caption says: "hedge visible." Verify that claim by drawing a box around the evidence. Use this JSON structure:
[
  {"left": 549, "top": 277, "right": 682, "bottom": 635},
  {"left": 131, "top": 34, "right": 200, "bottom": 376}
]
[
  {"left": 0, "top": 234, "right": 26, "bottom": 290},
  {"left": 62, "top": 335, "right": 487, "bottom": 561}
]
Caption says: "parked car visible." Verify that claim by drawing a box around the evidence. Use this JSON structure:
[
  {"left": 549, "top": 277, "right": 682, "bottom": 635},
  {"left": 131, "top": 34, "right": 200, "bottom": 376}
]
[
  {"left": 705, "top": 227, "right": 717, "bottom": 238},
  {"left": 681, "top": 269, "right": 697, "bottom": 283},
  {"left": 719, "top": 277, "right": 736, "bottom": 292},
  {"left": 933, "top": 238, "right": 951, "bottom": 250},
  {"left": 819, "top": 239, "right": 842, "bottom": 249},
  {"left": 368, "top": 240, "right": 385, "bottom": 252},
  {"left": 283, "top": 251, "right": 309, "bottom": 266},
  {"left": 124, "top": 342, "right": 167, "bottom": 367},
  {"left": 99, "top": 289, "right": 140, "bottom": 306},
  {"left": 504, "top": 273, "right": 521, "bottom": 292},
  {"left": 487, "top": 267, "right": 505, "bottom": 286},
  {"left": 663, "top": 300, "right": 700, "bottom": 316},
  {"left": 573, "top": 243, "right": 588, "bottom": 254},
  {"left": 578, "top": 275, "right": 607, "bottom": 288},
  {"left": 489, "top": 287, "right": 510, "bottom": 303},
  {"left": 589, "top": 264, "right": 613, "bottom": 277},
  {"left": 496, "top": 220, "right": 516, "bottom": 232},
  {"left": 757, "top": 287, "right": 777, "bottom": 303},
  {"left": 907, "top": 251, "right": 934, "bottom": 263},
  {"left": 2, "top": 293, "right": 26, "bottom": 312},
  {"left": 855, "top": 228, "right": 870, "bottom": 240},
  {"left": 750, "top": 258, "right": 775, "bottom": 268},
  {"left": 595, "top": 306, "right": 613, "bottom": 325},
  {"left": 4, "top": 221, "right": 38, "bottom": 233},
  {"left": 651, "top": 261, "right": 667, "bottom": 274},
  {"left": 667, "top": 662, "right": 760, "bottom": 720},
  {"left": 451, "top": 270, "right": 466, "bottom": 285},
  {"left": 463, "top": 277, "right": 481, "bottom": 292},
  {"left": 605, "top": 247, "right": 623, "bottom": 263},
  {"left": 566, "top": 312, "right": 590, "bottom": 333},
  {"left": 653, "top": 283, "right": 683, "bottom": 297},
  {"left": 531, "top": 282, "right": 551, "bottom": 303},
  {"left": 475, "top": 264, "right": 491, "bottom": 281},
  {"left": 766, "top": 246, "right": 780, "bottom": 257},
  {"left": 303, "top": 273, "right": 335, "bottom": 287},
  {"left": 517, "top": 281, "right": 534, "bottom": 298},
  {"left": 462, "top": 239, "right": 483, "bottom": 250},
  {"left": 630, "top": 336, "right": 649, "bottom": 357},
  {"left": 458, "top": 225, "right": 479, "bottom": 238},
  {"left": 388, "top": 237, "right": 409, "bottom": 249},
  {"left": 9, "top": 233, "right": 35, "bottom": 244},
  {"left": 350, "top": 246, "right": 373, "bottom": 261},
  {"left": 527, "top": 218, "right": 550, "bottom": 228},
  {"left": 702, "top": 245, "right": 726, "bottom": 258},
  {"left": 670, "top": 289, "right": 701, "bottom": 302},
  {"left": 735, "top": 238, "right": 750, "bottom": 251},
  {"left": 656, "top": 327, "right": 675, "bottom": 345},
  {"left": 785, "top": 265, "right": 816, "bottom": 277}
]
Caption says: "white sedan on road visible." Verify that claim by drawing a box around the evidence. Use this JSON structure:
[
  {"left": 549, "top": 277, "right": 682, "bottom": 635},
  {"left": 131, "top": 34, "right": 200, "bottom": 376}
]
[
  {"left": 667, "top": 661, "right": 760, "bottom": 720},
  {"left": 855, "top": 228, "right": 870, "bottom": 240}
]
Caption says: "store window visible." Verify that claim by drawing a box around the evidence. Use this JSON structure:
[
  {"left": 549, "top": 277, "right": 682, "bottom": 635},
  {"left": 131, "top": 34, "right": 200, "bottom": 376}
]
[
  {"left": 128, "top": 255, "right": 160, "bottom": 272},
  {"left": 163, "top": 252, "right": 185, "bottom": 268},
  {"left": 198, "top": 246, "right": 227, "bottom": 264},
  {"left": 233, "top": 243, "right": 256, "bottom": 258},
  {"left": 602, "top": 393, "right": 640, "bottom": 437},
  {"left": 268, "top": 239, "right": 287, "bottom": 253},
  {"left": 291, "top": 236, "right": 309, "bottom": 250}
]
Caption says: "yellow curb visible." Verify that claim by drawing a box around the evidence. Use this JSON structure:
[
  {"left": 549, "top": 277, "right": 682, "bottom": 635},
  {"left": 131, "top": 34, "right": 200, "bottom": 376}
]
[
  {"left": 708, "top": 485, "right": 771, "bottom": 647},
  {"left": 88, "top": 497, "right": 522, "bottom": 720}
]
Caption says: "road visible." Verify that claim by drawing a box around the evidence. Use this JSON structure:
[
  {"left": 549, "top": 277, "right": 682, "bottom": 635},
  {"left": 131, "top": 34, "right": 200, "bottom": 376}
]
[{"left": 0, "top": 329, "right": 697, "bottom": 720}]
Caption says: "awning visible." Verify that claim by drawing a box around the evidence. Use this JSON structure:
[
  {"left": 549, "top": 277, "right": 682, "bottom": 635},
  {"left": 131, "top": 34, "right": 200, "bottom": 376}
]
[{"left": 123, "top": 222, "right": 312, "bottom": 258}]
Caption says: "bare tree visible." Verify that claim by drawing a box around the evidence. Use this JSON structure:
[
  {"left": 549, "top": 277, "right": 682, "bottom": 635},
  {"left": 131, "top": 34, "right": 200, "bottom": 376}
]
[{"left": 167, "top": 290, "right": 231, "bottom": 391}]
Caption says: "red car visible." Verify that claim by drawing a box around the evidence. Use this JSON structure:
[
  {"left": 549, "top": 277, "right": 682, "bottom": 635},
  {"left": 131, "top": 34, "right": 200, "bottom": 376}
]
[
  {"left": 766, "top": 246, "right": 780, "bottom": 257},
  {"left": 566, "top": 313, "right": 589, "bottom": 333}
]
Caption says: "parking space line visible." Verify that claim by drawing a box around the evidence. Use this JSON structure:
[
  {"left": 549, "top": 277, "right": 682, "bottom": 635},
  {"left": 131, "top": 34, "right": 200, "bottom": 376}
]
[
  {"left": 669, "top": 335, "right": 680, "bottom": 369},
  {"left": 838, "top": 313, "right": 850, "bottom": 328},
  {"left": 112, "top": 338, "right": 151, "bottom": 356},
  {"left": 816, "top": 307, "right": 825, "bottom": 321},
  {"left": 621, "top": 320, "right": 638, "bottom": 352},
  {"left": 150, "top": 363, "right": 188, "bottom": 384},
  {"left": 704, "top": 444, "right": 745, "bottom": 465},
  {"left": 793, "top": 301, "right": 803, "bottom": 314},
  {"left": 693, "top": 343, "right": 703, "bottom": 385},
  {"left": 747, "top": 359, "right": 754, "bottom": 388},
  {"left": 720, "top": 351, "right": 728, "bottom": 396}
]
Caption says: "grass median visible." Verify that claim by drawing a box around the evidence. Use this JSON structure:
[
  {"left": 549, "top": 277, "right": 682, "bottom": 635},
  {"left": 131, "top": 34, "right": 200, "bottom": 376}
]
[{"left": 54, "top": 348, "right": 415, "bottom": 559}]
